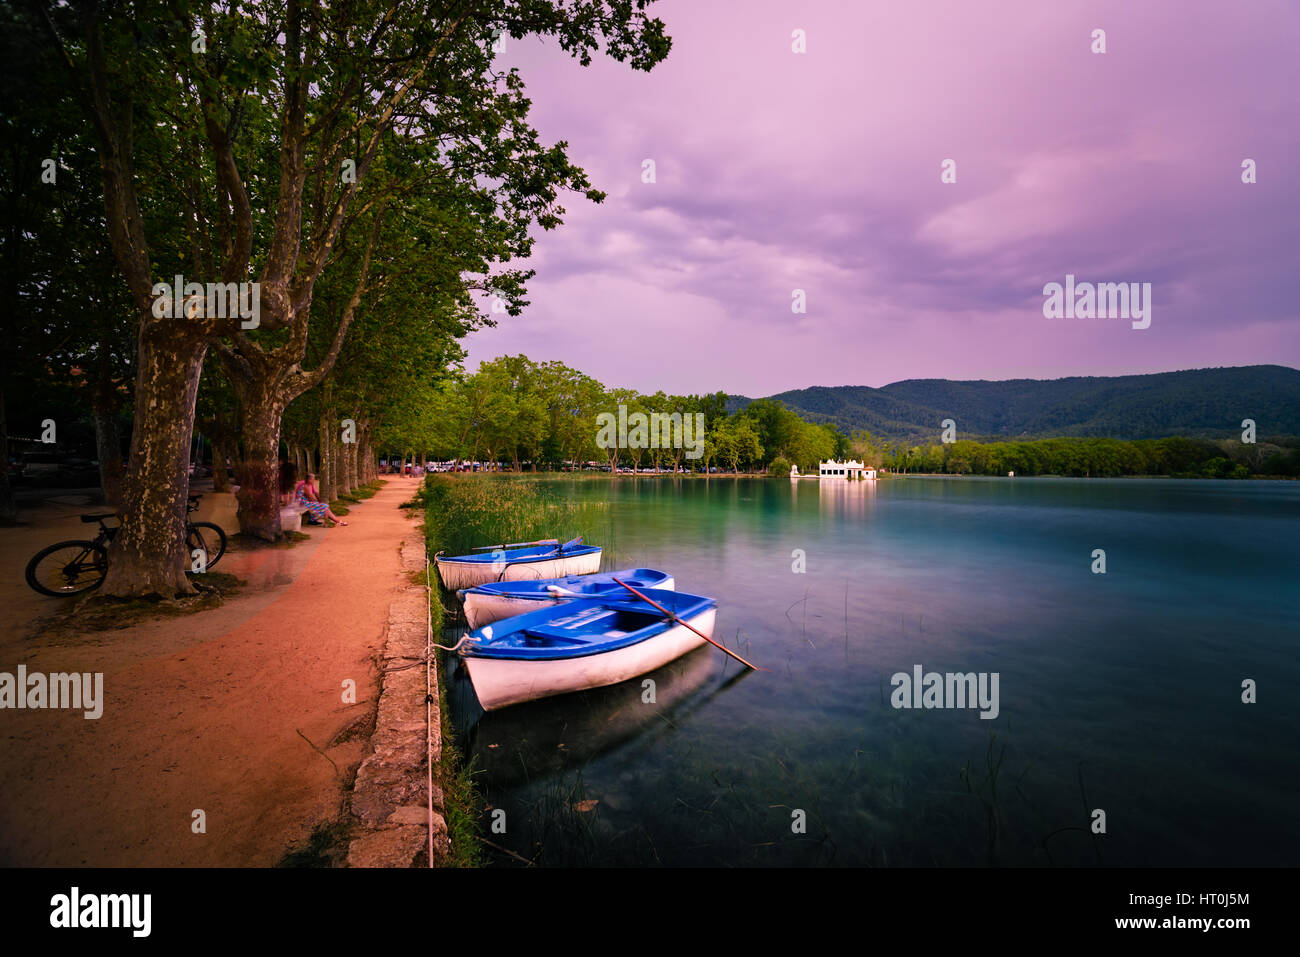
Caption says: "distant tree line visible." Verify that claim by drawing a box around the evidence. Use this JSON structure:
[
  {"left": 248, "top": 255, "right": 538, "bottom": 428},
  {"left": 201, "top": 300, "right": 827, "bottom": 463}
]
[
  {"left": 391, "top": 355, "right": 850, "bottom": 473},
  {"left": 381, "top": 356, "right": 1300, "bottom": 479},
  {"left": 880, "top": 436, "right": 1300, "bottom": 478}
]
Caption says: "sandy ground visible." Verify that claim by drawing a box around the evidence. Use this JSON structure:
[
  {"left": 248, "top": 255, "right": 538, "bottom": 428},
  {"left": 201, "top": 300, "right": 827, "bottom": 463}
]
[{"left": 0, "top": 476, "right": 425, "bottom": 866}]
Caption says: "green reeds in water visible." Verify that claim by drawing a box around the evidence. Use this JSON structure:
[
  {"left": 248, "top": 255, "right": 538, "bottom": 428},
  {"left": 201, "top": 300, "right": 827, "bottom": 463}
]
[{"left": 416, "top": 474, "right": 614, "bottom": 564}]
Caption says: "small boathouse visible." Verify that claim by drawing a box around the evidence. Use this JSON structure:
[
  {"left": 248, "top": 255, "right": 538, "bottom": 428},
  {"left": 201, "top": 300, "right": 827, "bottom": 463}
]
[{"left": 818, "top": 459, "right": 876, "bottom": 479}]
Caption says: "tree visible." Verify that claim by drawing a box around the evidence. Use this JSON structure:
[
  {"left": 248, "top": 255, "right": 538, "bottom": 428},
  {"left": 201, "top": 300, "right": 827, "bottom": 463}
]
[
  {"left": 601, "top": 386, "right": 637, "bottom": 472},
  {"left": 713, "top": 416, "right": 762, "bottom": 472},
  {"left": 29, "top": 1, "right": 671, "bottom": 590},
  {"left": 1, "top": 7, "right": 137, "bottom": 520}
]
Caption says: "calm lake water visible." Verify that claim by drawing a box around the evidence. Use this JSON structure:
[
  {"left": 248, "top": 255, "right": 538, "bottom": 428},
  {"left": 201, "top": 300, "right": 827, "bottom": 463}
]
[{"left": 444, "top": 476, "right": 1300, "bottom": 866}]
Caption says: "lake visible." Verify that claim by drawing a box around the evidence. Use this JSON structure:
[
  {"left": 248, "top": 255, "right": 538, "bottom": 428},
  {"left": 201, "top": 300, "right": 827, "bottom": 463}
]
[{"left": 443, "top": 475, "right": 1300, "bottom": 866}]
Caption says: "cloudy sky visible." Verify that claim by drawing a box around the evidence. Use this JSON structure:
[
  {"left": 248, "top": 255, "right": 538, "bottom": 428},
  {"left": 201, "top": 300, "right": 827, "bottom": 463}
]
[{"left": 463, "top": 0, "right": 1300, "bottom": 396}]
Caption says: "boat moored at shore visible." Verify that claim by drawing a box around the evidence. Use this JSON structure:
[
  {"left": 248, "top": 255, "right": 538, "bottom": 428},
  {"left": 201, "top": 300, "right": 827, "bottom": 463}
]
[
  {"left": 434, "top": 537, "right": 602, "bottom": 590},
  {"left": 459, "top": 589, "right": 717, "bottom": 711},
  {"left": 457, "top": 567, "right": 674, "bottom": 629}
]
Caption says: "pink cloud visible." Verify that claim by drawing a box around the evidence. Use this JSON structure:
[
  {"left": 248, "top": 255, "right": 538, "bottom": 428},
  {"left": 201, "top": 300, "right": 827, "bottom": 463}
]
[{"left": 466, "top": 0, "right": 1300, "bottom": 395}]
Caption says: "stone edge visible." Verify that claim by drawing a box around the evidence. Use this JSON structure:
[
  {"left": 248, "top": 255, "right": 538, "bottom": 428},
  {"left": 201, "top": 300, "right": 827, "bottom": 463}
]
[{"left": 345, "top": 537, "right": 449, "bottom": 867}]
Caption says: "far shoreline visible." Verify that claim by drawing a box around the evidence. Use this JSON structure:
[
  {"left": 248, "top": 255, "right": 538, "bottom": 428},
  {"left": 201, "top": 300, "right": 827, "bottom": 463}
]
[{"left": 424, "top": 470, "right": 1299, "bottom": 482}]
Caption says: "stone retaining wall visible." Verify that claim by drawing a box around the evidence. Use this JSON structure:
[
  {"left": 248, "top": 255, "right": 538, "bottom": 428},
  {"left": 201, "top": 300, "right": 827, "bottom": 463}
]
[{"left": 346, "top": 538, "right": 449, "bottom": 867}]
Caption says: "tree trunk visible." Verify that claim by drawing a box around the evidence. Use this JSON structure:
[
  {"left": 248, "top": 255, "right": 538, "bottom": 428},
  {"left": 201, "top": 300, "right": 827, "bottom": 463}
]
[
  {"left": 231, "top": 377, "right": 285, "bottom": 541},
  {"left": 317, "top": 410, "right": 335, "bottom": 503},
  {"left": 358, "top": 422, "right": 373, "bottom": 484},
  {"left": 343, "top": 435, "right": 357, "bottom": 494},
  {"left": 210, "top": 433, "right": 232, "bottom": 493},
  {"left": 0, "top": 388, "right": 15, "bottom": 525},
  {"left": 100, "top": 328, "right": 207, "bottom": 598},
  {"left": 93, "top": 410, "right": 125, "bottom": 507},
  {"left": 335, "top": 436, "right": 349, "bottom": 496},
  {"left": 321, "top": 440, "right": 330, "bottom": 493},
  {"left": 92, "top": 337, "right": 126, "bottom": 507}
]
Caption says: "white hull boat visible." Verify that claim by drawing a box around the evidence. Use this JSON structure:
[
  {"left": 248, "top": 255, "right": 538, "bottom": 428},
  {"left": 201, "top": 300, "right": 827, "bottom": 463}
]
[
  {"left": 460, "top": 589, "right": 717, "bottom": 711},
  {"left": 457, "top": 568, "right": 674, "bottom": 629},
  {"left": 434, "top": 538, "right": 601, "bottom": 591}
]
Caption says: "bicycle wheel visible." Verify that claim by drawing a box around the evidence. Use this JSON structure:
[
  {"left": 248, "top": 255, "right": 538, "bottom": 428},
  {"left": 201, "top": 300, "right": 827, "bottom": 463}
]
[
  {"left": 25, "top": 540, "right": 109, "bottom": 597},
  {"left": 186, "top": 521, "right": 228, "bottom": 571}
]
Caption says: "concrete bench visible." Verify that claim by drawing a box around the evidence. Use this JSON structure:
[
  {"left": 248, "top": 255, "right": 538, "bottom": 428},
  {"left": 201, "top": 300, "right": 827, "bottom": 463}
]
[{"left": 279, "top": 505, "right": 303, "bottom": 533}]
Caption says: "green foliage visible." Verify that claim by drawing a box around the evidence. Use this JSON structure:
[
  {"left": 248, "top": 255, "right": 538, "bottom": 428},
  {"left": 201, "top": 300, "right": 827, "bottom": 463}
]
[
  {"left": 6, "top": 0, "right": 675, "bottom": 539},
  {"left": 729, "top": 366, "right": 1300, "bottom": 442},
  {"left": 416, "top": 473, "right": 610, "bottom": 558},
  {"left": 366, "top": 350, "right": 1299, "bottom": 482},
  {"left": 886, "top": 435, "right": 1299, "bottom": 478},
  {"left": 729, "top": 397, "right": 840, "bottom": 471}
]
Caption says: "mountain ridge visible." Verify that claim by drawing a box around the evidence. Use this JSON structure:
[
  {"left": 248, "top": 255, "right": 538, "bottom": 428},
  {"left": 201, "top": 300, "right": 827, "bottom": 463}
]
[{"left": 725, "top": 365, "right": 1300, "bottom": 441}]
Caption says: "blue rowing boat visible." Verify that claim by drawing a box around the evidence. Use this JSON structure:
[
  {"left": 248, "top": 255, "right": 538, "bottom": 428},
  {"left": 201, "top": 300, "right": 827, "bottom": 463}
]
[
  {"left": 457, "top": 567, "right": 675, "bottom": 628},
  {"left": 460, "top": 588, "right": 718, "bottom": 710},
  {"left": 434, "top": 536, "right": 602, "bottom": 590}
]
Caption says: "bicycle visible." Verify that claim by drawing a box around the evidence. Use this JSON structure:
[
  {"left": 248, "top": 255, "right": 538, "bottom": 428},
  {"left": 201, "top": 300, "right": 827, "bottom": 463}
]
[{"left": 24, "top": 494, "right": 229, "bottom": 597}]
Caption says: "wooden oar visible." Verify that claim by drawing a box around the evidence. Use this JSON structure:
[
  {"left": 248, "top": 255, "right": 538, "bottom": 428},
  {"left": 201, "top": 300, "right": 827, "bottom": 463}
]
[
  {"left": 613, "top": 578, "right": 765, "bottom": 672},
  {"left": 470, "top": 538, "right": 559, "bottom": 551}
]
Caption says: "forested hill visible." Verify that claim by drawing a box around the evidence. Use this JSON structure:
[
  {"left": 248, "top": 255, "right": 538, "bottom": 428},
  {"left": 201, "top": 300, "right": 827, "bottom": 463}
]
[{"left": 726, "top": 365, "right": 1300, "bottom": 441}]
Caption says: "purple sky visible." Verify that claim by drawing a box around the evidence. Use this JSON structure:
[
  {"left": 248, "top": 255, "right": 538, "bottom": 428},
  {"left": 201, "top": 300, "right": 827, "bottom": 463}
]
[{"left": 464, "top": 0, "right": 1300, "bottom": 396}]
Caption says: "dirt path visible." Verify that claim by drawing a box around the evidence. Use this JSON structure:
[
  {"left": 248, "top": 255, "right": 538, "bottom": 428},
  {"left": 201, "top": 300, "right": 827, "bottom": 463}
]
[{"left": 0, "top": 476, "right": 425, "bottom": 865}]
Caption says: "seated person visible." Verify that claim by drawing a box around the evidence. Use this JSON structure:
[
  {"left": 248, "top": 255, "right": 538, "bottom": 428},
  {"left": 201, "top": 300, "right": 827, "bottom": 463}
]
[{"left": 294, "top": 473, "right": 348, "bottom": 527}]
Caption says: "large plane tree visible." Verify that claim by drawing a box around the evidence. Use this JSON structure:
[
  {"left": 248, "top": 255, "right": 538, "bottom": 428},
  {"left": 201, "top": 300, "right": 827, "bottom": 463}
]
[{"left": 29, "top": 0, "right": 669, "bottom": 595}]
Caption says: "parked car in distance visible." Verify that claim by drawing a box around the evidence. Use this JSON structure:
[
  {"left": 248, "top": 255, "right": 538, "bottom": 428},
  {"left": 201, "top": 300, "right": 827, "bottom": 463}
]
[
  {"left": 13, "top": 451, "right": 100, "bottom": 487},
  {"left": 18, "top": 451, "right": 66, "bottom": 481}
]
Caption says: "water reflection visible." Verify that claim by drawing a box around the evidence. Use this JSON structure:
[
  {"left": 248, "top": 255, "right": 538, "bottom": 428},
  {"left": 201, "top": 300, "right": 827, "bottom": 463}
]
[
  {"left": 447, "top": 645, "right": 718, "bottom": 787},
  {"left": 816, "top": 475, "right": 877, "bottom": 520}
]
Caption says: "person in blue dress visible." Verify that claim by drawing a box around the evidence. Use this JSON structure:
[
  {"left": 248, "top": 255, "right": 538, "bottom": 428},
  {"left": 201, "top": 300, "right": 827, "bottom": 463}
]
[{"left": 294, "top": 473, "right": 348, "bottom": 527}]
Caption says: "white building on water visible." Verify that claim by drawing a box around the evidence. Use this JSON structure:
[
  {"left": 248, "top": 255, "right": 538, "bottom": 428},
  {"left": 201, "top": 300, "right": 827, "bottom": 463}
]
[{"left": 819, "top": 459, "right": 876, "bottom": 480}]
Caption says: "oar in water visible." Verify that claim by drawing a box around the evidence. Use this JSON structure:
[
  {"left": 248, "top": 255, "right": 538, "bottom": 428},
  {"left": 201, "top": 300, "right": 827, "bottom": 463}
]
[
  {"left": 613, "top": 578, "right": 765, "bottom": 672},
  {"left": 470, "top": 538, "right": 559, "bottom": 551}
]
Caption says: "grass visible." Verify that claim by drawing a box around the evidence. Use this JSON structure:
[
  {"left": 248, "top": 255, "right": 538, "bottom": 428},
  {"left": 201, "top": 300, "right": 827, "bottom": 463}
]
[
  {"left": 414, "top": 473, "right": 611, "bottom": 559},
  {"left": 332, "top": 478, "right": 384, "bottom": 510},
  {"left": 438, "top": 677, "right": 485, "bottom": 868},
  {"left": 419, "top": 547, "right": 485, "bottom": 867},
  {"left": 408, "top": 473, "right": 615, "bottom": 867}
]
